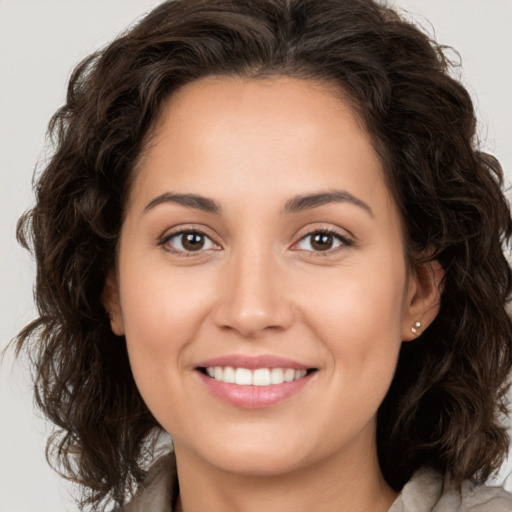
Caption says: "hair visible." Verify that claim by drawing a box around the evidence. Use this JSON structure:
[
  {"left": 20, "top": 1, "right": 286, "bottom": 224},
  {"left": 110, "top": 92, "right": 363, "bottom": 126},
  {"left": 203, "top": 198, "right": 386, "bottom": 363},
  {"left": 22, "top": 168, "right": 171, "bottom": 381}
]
[{"left": 15, "top": 0, "right": 512, "bottom": 509}]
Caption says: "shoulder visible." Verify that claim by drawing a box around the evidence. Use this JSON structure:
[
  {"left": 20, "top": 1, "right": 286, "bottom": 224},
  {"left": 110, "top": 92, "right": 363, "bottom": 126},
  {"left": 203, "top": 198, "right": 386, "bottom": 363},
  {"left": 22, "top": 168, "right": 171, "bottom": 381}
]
[
  {"left": 117, "top": 452, "right": 178, "bottom": 512},
  {"left": 455, "top": 477, "right": 512, "bottom": 512},
  {"left": 390, "top": 468, "right": 512, "bottom": 512}
]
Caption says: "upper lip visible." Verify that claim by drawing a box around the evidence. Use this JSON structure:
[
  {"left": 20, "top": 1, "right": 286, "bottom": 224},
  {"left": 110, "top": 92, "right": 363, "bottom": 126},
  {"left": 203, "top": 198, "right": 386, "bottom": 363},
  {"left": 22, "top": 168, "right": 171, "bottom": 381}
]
[{"left": 196, "top": 354, "right": 314, "bottom": 370}]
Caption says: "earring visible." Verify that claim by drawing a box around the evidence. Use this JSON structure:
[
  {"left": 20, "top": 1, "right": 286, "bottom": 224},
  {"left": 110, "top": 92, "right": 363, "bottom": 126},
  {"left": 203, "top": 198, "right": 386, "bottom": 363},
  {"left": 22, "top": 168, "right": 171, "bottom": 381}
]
[{"left": 411, "top": 321, "right": 422, "bottom": 335}]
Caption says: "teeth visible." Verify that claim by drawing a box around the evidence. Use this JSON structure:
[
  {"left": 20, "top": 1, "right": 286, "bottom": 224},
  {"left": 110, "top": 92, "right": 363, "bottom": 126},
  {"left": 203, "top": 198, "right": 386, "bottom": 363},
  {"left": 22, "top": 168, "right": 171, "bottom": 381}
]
[
  {"left": 235, "top": 368, "right": 252, "bottom": 385},
  {"left": 214, "top": 366, "right": 223, "bottom": 381},
  {"left": 270, "top": 368, "right": 285, "bottom": 384},
  {"left": 284, "top": 368, "right": 295, "bottom": 382},
  {"left": 253, "top": 368, "right": 270, "bottom": 386},
  {"left": 223, "top": 366, "right": 236, "bottom": 383},
  {"left": 204, "top": 366, "right": 308, "bottom": 386}
]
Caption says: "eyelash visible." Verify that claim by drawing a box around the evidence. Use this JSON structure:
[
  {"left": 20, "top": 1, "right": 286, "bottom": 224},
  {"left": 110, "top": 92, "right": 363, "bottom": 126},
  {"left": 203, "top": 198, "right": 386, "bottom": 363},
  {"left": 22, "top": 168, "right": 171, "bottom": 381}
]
[
  {"left": 292, "top": 229, "right": 354, "bottom": 255},
  {"left": 157, "top": 228, "right": 221, "bottom": 256},
  {"left": 157, "top": 227, "right": 353, "bottom": 256}
]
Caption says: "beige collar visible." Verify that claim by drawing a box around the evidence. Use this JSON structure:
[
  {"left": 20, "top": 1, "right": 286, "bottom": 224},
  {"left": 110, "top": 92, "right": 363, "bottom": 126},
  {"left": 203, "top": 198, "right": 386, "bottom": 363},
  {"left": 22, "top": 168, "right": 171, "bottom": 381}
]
[{"left": 124, "top": 452, "right": 512, "bottom": 512}]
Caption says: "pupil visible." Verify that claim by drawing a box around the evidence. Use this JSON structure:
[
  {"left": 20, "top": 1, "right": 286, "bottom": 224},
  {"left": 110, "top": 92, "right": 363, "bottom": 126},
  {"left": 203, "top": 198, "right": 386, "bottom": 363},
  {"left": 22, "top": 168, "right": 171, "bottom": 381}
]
[
  {"left": 183, "top": 232, "right": 204, "bottom": 251},
  {"left": 312, "top": 233, "right": 333, "bottom": 251}
]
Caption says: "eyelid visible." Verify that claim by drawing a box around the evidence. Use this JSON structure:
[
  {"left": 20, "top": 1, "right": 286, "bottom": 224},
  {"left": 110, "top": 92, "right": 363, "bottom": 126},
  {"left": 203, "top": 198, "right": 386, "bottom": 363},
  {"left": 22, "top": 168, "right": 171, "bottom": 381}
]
[
  {"left": 156, "top": 223, "right": 354, "bottom": 256},
  {"left": 290, "top": 225, "right": 355, "bottom": 253},
  {"left": 157, "top": 224, "right": 222, "bottom": 254}
]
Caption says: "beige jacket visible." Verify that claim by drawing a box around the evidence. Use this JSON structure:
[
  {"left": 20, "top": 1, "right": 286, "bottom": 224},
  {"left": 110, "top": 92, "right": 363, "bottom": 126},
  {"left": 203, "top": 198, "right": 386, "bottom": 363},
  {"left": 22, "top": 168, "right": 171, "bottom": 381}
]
[{"left": 123, "top": 452, "right": 512, "bottom": 511}]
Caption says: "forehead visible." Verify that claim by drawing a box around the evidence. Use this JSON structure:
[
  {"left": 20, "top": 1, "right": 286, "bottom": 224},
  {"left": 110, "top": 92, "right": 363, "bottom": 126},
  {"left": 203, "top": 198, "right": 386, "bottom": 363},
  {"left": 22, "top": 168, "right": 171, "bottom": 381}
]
[
  {"left": 129, "top": 76, "right": 393, "bottom": 217},
  {"left": 150, "top": 75, "right": 366, "bottom": 152}
]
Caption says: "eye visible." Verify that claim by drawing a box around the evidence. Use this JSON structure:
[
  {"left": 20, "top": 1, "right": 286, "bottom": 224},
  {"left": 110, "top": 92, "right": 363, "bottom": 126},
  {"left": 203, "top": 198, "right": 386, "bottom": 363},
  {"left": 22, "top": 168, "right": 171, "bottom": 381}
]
[
  {"left": 160, "top": 230, "right": 220, "bottom": 253},
  {"left": 294, "top": 230, "right": 350, "bottom": 252}
]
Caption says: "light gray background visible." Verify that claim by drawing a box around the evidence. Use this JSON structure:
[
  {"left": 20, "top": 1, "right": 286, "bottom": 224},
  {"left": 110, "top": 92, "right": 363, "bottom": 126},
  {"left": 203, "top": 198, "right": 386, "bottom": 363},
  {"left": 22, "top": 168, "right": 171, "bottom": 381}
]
[{"left": 1, "top": 1, "right": 511, "bottom": 511}]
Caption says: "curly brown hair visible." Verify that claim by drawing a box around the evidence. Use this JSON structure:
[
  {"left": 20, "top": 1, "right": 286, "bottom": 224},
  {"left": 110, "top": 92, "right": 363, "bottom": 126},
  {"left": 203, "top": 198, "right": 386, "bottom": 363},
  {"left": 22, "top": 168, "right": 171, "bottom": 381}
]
[{"left": 15, "top": 0, "right": 512, "bottom": 509}]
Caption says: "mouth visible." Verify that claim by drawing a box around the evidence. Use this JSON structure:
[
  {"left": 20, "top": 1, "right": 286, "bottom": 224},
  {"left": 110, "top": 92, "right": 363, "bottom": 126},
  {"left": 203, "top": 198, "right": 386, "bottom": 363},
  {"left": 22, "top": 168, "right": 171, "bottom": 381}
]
[
  {"left": 195, "top": 356, "right": 318, "bottom": 408},
  {"left": 194, "top": 355, "right": 318, "bottom": 408},
  {"left": 198, "top": 366, "right": 316, "bottom": 386}
]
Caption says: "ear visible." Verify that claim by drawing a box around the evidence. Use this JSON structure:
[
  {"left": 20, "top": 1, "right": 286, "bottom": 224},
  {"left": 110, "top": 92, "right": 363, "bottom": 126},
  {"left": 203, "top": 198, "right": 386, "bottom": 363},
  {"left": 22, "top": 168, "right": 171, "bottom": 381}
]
[
  {"left": 402, "top": 260, "right": 444, "bottom": 341},
  {"left": 102, "top": 270, "right": 125, "bottom": 336}
]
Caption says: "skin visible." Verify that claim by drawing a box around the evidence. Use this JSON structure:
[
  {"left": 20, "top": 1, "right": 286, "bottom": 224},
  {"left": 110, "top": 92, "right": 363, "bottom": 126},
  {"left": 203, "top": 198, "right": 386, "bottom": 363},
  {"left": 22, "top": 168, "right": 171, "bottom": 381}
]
[{"left": 105, "top": 76, "right": 443, "bottom": 512}]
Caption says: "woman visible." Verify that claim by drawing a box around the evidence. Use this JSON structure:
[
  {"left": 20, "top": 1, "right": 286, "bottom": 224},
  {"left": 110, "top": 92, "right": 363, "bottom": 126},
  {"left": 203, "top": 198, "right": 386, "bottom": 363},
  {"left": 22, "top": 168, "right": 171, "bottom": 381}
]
[{"left": 14, "top": 0, "right": 512, "bottom": 510}]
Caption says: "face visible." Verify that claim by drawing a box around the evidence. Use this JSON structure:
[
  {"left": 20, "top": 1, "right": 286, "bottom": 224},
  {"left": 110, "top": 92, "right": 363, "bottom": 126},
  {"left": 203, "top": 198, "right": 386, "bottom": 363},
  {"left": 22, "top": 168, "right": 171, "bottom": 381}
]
[{"left": 106, "top": 76, "right": 439, "bottom": 478}]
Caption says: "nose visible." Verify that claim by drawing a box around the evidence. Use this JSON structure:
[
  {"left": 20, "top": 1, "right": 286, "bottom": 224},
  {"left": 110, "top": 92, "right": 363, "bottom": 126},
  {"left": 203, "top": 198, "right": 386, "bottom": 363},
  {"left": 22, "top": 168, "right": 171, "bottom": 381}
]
[{"left": 212, "top": 247, "right": 295, "bottom": 338}]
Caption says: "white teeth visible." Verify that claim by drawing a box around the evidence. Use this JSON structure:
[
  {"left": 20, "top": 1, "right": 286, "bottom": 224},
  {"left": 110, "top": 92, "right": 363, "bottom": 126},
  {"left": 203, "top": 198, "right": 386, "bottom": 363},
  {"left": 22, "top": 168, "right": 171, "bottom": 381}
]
[
  {"left": 214, "top": 366, "right": 223, "bottom": 381},
  {"left": 235, "top": 368, "right": 252, "bottom": 385},
  {"left": 296, "top": 369, "right": 307, "bottom": 380},
  {"left": 270, "top": 368, "right": 285, "bottom": 384},
  {"left": 284, "top": 368, "right": 295, "bottom": 382},
  {"left": 204, "top": 366, "right": 309, "bottom": 386},
  {"left": 223, "top": 366, "right": 236, "bottom": 383},
  {"left": 252, "top": 368, "right": 271, "bottom": 386}
]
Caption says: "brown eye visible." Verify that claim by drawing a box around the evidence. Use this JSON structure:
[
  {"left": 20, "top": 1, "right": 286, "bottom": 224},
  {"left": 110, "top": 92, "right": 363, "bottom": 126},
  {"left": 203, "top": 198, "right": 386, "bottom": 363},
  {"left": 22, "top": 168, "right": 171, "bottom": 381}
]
[
  {"left": 311, "top": 233, "right": 334, "bottom": 251},
  {"left": 181, "top": 232, "right": 205, "bottom": 251},
  {"left": 294, "top": 230, "right": 350, "bottom": 253},
  {"left": 163, "top": 230, "right": 218, "bottom": 253}
]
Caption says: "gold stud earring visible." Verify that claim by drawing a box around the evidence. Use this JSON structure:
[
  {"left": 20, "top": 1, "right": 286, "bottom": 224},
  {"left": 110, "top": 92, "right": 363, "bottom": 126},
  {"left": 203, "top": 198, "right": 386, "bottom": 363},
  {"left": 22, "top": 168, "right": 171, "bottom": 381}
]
[{"left": 411, "top": 321, "right": 422, "bottom": 335}]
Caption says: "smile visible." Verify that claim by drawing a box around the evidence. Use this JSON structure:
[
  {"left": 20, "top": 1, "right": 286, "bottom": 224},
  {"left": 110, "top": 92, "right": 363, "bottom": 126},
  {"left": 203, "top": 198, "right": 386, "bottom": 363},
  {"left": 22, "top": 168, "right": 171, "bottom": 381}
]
[
  {"left": 195, "top": 355, "right": 317, "bottom": 408},
  {"left": 203, "top": 366, "right": 309, "bottom": 386}
]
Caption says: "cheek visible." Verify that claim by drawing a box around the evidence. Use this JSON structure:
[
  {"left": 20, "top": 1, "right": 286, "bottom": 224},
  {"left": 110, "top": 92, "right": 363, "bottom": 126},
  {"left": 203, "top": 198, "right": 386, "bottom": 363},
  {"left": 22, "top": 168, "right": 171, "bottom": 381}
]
[
  {"left": 120, "top": 257, "right": 214, "bottom": 341},
  {"left": 299, "top": 262, "right": 406, "bottom": 387},
  {"left": 302, "top": 261, "right": 406, "bottom": 335},
  {"left": 118, "top": 260, "right": 216, "bottom": 399}
]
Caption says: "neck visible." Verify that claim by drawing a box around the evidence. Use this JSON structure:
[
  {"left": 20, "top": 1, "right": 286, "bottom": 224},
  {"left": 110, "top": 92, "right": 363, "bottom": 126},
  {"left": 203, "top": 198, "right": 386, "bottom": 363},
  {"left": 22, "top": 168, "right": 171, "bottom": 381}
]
[{"left": 173, "top": 428, "right": 398, "bottom": 512}]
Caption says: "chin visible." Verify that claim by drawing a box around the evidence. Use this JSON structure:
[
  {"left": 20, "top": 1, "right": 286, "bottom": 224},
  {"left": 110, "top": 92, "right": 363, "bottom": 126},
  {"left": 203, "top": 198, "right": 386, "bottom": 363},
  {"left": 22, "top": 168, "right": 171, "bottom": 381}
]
[
  {"left": 178, "top": 429, "right": 320, "bottom": 478},
  {"left": 209, "top": 449, "right": 309, "bottom": 477}
]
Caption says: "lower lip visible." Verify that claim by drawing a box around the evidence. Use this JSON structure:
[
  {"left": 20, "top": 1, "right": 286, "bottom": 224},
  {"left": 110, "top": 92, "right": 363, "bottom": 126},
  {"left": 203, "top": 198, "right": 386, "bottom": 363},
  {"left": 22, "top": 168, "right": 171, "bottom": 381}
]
[{"left": 196, "top": 371, "right": 314, "bottom": 409}]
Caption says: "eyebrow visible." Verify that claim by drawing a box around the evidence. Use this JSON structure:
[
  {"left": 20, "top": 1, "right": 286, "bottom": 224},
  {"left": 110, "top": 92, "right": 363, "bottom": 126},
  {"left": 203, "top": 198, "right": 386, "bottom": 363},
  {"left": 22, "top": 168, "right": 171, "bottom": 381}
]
[
  {"left": 282, "top": 190, "right": 373, "bottom": 217},
  {"left": 144, "top": 192, "right": 222, "bottom": 215},
  {"left": 143, "top": 189, "right": 372, "bottom": 217}
]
